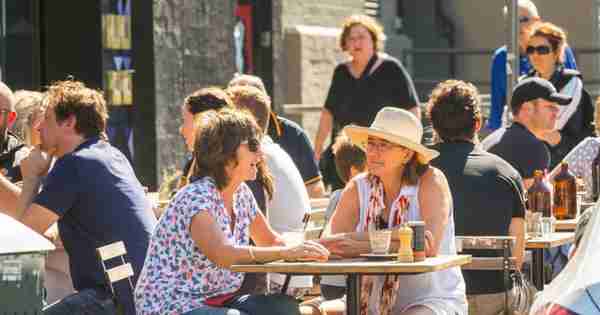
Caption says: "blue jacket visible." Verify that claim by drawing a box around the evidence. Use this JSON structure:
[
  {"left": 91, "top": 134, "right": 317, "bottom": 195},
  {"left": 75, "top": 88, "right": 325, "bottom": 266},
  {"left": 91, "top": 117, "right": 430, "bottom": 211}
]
[{"left": 487, "top": 46, "right": 577, "bottom": 130}]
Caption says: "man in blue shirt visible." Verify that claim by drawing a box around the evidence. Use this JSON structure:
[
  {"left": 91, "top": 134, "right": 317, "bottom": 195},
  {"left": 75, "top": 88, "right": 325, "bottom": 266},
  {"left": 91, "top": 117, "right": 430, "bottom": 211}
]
[
  {"left": 487, "top": 0, "right": 577, "bottom": 132},
  {"left": 0, "top": 80, "right": 156, "bottom": 315}
]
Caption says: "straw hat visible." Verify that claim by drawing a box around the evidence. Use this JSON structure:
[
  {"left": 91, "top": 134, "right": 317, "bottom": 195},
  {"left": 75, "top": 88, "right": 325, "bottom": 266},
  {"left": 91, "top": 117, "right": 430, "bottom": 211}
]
[{"left": 344, "top": 107, "right": 439, "bottom": 164}]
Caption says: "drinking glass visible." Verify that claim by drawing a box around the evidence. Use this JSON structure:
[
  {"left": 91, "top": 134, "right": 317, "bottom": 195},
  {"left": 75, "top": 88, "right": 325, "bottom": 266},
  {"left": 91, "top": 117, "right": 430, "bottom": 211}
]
[{"left": 369, "top": 230, "right": 392, "bottom": 254}]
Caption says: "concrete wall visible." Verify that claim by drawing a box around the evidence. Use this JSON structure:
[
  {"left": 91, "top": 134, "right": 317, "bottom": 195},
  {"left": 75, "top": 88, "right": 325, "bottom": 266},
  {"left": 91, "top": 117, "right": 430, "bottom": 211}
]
[
  {"left": 153, "top": 0, "right": 235, "bottom": 186},
  {"left": 442, "top": 0, "right": 599, "bottom": 94},
  {"left": 272, "top": 0, "right": 362, "bottom": 108},
  {"left": 272, "top": 0, "right": 362, "bottom": 141}
]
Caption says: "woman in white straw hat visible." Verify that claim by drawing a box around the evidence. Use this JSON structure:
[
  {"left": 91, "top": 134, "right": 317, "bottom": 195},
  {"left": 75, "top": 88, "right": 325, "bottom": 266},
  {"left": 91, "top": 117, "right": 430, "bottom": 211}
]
[{"left": 319, "top": 107, "right": 466, "bottom": 315}]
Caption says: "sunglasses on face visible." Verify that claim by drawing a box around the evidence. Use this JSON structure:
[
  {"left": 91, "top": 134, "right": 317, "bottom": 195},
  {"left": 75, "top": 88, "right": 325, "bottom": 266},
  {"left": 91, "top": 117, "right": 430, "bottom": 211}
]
[
  {"left": 241, "top": 138, "right": 261, "bottom": 152},
  {"left": 526, "top": 45, "right": 552, "bottom": 55}
]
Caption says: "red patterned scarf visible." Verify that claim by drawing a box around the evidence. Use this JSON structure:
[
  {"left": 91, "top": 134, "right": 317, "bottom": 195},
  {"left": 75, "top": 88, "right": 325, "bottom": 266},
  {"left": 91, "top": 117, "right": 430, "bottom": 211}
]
[{"left": 360, "top": 175, "right": 408, "bottom": 315}]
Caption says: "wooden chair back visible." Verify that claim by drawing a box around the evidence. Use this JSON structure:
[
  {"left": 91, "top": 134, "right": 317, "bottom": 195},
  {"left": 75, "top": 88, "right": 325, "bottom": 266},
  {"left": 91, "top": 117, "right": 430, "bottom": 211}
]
[
  {"left": 455, "top": 236, "right": 516, "bottom": 315},
  {"left": 302, "top": 208, "right": 327, "bottom": 240},
  {"left": 96, "top": 241, "right": 135, "bottom": 307}
]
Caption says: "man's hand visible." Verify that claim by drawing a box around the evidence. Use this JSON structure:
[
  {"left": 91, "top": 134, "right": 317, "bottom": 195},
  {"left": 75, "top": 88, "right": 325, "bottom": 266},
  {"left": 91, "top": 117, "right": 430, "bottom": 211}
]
[{"left": 20, "top": 148, "right": 52, "bottom": 180}]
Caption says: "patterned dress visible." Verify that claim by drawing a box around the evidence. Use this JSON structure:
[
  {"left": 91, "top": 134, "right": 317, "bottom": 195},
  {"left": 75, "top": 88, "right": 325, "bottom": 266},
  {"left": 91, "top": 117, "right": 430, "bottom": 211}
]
[
  {"left": 134, "top": 177, "right": 258, "bottom": 315},
  {"left": 554, "top": 137, "right": 600, "bottom": 200}
]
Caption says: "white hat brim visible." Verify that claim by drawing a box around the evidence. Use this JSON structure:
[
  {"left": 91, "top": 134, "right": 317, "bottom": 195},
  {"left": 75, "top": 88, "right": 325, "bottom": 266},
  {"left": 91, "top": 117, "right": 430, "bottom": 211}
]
[{"left": 344, "top": 125, "right": 439, "bottom": 164}]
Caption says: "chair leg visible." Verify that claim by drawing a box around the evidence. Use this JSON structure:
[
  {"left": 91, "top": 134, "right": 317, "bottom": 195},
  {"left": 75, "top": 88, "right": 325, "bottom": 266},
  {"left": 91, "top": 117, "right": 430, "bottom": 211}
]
[
  {"left": 503, "top": 239, "right": 510, "bottom": 315},
  {"left": 281, "top": 275, "right": 291, "bottom": 294}
]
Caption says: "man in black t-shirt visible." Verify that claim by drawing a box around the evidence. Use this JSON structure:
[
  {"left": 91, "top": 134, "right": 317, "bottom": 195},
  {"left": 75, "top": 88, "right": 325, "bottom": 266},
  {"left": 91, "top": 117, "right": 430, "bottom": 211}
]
[
  {"left": 428, "top": 80, "right": 527, "bottom": 314},
  {"left": 484, "top": 77, "right": 571, "bottom": 189}
]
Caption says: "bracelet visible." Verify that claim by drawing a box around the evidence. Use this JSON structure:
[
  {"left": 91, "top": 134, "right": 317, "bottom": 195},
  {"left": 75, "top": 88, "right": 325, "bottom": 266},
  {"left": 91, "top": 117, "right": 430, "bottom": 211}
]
[{"left": 248, "top": 247, "right": 257, "bottom": 262}]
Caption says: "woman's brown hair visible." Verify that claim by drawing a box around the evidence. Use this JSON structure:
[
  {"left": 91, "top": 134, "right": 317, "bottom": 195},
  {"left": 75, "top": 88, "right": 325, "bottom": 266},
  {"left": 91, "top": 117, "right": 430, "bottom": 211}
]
[
  {"left": 400, "top": 154, "right": 429, "bottom": 187},
  {"left": 188, "top": 108, "right": 273, "bottom": 197},
  {"left": 529, "top": 22, "right": 567, "bottom": 64}
]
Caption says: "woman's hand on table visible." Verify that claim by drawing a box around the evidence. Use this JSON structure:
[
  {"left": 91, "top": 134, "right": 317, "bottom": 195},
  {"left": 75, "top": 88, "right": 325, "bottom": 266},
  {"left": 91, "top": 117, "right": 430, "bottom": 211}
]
[
  {"left": 282, "top": 240, "right": 330, "bottom": 262},
  {"left": 318, "top": 236, "right": 368, "bottom": 258}
]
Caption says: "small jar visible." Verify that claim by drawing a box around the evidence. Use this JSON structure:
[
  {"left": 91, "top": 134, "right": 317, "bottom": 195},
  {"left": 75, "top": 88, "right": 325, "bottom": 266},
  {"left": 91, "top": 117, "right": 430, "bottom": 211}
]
[
  {"left": 397, "top": 223, "right": 414, "bottom": 263},
  {"left": 409, "top": 221, "right": 426, "bottom": 262}
]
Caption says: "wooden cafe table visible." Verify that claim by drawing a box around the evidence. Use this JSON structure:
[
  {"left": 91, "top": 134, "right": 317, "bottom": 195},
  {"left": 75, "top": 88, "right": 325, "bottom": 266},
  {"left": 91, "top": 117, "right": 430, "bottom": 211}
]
[
  {"left": 554, "top": 201, "right": 596, "bottom": 231},
  {"left": 526, "top": 232, "right": 575, "bottom": 290},
  {"left": 554, "top": 219, "right": 577, "bottom": 231},
  {"left": 232, "top": 254, "right": 471, "bottom": 315}
]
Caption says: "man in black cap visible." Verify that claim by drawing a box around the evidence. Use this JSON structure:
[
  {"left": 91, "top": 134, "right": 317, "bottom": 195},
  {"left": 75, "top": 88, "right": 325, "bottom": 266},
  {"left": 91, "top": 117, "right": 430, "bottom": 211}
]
[{"left": 483, "top": 77, "right": 571, "bottom": 189}]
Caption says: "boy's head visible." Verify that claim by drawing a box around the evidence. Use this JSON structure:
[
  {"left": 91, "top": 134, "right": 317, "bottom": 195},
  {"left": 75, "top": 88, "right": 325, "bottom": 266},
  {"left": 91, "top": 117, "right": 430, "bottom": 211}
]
[{"left": 332, "top": 132, "right": 366, "bottom": 183}]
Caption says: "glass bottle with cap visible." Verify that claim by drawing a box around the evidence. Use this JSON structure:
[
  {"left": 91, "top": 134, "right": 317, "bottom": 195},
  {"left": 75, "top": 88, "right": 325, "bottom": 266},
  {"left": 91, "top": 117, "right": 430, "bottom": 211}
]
[
  {"left": 553, "top": 162, "right": 577, "bottom": 220},
  {"left": 527, "top": 170, "right": 551, "bottom": 237}
]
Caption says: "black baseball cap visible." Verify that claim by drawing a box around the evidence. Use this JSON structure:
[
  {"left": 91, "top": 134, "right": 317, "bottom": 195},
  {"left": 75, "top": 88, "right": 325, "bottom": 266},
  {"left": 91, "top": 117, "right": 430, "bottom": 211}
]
[{"left": 510, "top": 77, "right": 572, "bottom": 112}]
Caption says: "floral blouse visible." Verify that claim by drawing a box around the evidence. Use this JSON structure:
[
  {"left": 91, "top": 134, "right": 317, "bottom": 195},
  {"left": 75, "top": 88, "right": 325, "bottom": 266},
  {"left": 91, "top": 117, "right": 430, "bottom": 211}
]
[
  {"left": 554, "top": 137, "right": 600, "bottom": 200},
  {"left": 134, "top": 177, "right": 258, "bottom": 315}
]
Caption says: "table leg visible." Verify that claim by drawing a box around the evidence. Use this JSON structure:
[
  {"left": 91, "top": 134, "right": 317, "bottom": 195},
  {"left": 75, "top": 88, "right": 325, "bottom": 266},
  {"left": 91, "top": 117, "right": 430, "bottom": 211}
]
[
  {"left": 346, "top": 274, "right": 361, "bottom": 315},
  {"left": 532, "top": 249, "right": 545, "bottom": 291}
]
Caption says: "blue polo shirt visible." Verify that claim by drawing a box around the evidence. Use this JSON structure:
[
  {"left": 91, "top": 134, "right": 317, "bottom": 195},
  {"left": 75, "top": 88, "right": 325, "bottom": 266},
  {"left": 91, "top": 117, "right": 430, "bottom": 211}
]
[
  {"left": 34, "top": 137, "right": 157, "bottom": 315},
  {"left": 267, "top": 113, "right": 322, "bottom": 185}
]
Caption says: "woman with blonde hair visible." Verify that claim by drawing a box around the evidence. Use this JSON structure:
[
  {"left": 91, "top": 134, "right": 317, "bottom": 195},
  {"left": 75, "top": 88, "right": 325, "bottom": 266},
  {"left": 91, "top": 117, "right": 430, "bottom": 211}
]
[
  {"left": 13, "top": 90, "right": 45, "bottom": 146},
  {"left": 13, "top": 90, "right": 75, "bottom": 303},
  {"left": 313, "top": 14, "right": 420, "bottom": 190}
]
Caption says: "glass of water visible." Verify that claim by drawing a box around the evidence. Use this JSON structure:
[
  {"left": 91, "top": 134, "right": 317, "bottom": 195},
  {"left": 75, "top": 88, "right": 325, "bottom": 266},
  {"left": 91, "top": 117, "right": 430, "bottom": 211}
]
[
  {"left": 541, "top": 216, "right": 555, "bottom": 237},
  {"left": 369, "top": 230, "right": 392, "bottom": 254}
]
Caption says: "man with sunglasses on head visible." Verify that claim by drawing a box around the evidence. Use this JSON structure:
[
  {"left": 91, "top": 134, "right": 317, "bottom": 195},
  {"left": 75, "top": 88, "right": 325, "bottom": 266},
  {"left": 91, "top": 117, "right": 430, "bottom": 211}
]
[
  {"left": 0, "top": 82, "right": 27, "bottom": 183},
  {"left": 486, "top": 0, "right": 577, "bottom": 134}
]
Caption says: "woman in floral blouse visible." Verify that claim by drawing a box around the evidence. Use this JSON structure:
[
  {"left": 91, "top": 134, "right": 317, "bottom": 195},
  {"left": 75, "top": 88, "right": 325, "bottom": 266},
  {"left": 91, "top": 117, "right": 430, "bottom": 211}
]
[{"left": 134, "top": 108, "right": 329, "bottom": 315}]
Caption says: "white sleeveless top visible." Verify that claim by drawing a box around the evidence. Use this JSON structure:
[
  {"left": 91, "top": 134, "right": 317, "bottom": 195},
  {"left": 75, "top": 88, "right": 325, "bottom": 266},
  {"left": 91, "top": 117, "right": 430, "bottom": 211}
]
[{"left": 355, "top": 174, "right": 466, "bottom": 313}]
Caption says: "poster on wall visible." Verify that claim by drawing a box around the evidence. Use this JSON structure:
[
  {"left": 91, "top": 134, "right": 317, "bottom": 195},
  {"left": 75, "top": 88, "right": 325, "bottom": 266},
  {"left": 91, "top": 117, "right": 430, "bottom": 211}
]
[{"left": 234, "top": 3, "right": 253, "bottom": 74}]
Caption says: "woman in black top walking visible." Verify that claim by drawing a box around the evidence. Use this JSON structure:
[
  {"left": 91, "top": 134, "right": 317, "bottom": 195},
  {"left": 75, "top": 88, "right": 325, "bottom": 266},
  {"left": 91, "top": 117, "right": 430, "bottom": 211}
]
[{"left": 313, "top": 14, "right": 420, "bottom": 190}]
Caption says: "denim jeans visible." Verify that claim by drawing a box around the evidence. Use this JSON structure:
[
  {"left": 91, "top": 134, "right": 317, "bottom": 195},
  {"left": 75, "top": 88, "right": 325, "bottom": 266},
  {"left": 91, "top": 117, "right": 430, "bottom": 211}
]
[
  {"left": 184, "top": 294, "right": 299, "bottom": 315},
  {"left": 43, "top": 287, "right": 117, "bottom": 315},
  {"left": 183, "top": 306, "right": 247, "bottom": 315}
]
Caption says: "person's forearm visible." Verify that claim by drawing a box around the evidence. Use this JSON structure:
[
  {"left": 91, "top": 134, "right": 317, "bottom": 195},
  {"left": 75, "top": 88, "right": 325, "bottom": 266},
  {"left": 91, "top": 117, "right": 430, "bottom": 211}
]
[
  {"left": 306, "top": 181, "right": 326, "bottom": 198},
  {"left": 15, "top": 177, "right": 42, "bottom": 220},
  {"left": 314, "top": 109, "right": 333, "bottom": 157},
  {"left": 212, "top": 244, "right": 286, "bottom": 268},
  {"left": 509, "top": 217, "right": 525, "bottom": 271},
  {"left": 0, "top": 174, "right": 22, "bottom": 218}
]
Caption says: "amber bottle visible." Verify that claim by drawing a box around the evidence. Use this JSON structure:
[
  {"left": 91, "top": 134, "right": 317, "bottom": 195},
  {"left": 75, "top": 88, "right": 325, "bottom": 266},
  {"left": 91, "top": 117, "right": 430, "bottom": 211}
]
[
  {"left": 553, "top": 163, "right": 577, "bottom": 220},
  {"left": 527, "top": 170, "right": 552, "bottom": 217}
]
